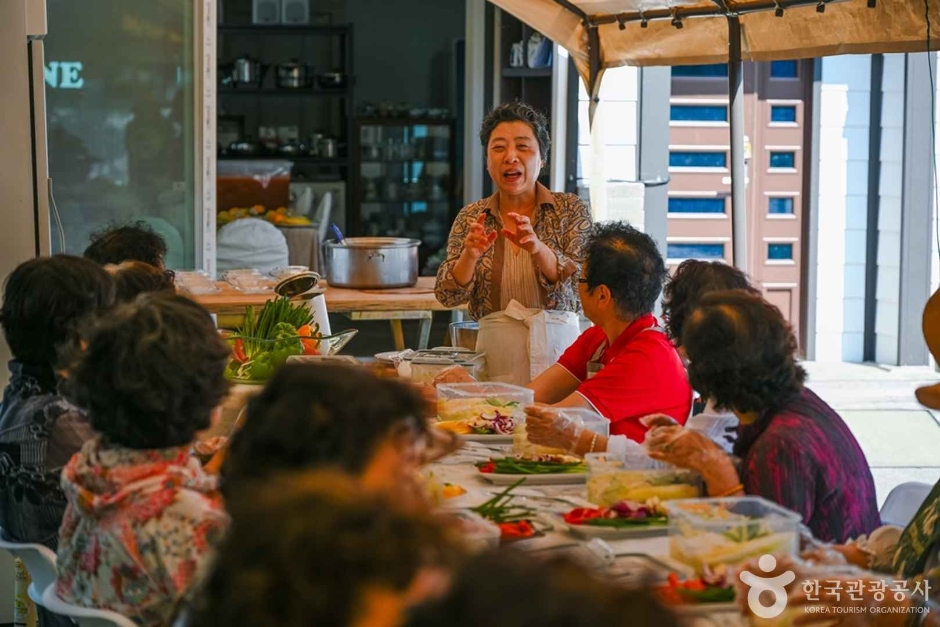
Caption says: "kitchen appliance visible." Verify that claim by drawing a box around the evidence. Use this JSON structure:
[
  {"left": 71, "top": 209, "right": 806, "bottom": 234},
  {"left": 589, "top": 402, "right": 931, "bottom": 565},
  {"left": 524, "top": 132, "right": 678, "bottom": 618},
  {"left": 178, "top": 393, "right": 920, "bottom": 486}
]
[
  {"left": 307, "top": 131, "right": 325, "bottom": 156},
  {"left": 228, "top": 139, "right": 262, "bottom": 157},
  {"left": 275, "top": 60, "right": 313, "bottom": 89},
  {"left": 280, "top": 0, "right": 309, "bottom": 24},
  {"left": 319, "top": 137, "right": 338, "bottom": 158},
  {"left": 449, "top": 321, "right": 479, "bottom": 351},
  {"left": 317, "top": 71, "right": 346, "bottom": 88},
  {"left": 324, "top": 237, "right": 419, "bottom": 289},
  {"left": 221, "top": 56, "right": 266, "bottom": 87},
  {"left": 278, "top": 140, "right": 306, "bottom": 157},
  {"left": 252, "top": 0, "right": 280, "bottom": 24}
]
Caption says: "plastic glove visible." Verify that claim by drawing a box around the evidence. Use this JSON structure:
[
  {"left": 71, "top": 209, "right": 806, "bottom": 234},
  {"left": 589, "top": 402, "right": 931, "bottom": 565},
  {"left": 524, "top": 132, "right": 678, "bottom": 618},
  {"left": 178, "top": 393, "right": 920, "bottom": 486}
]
[
  {"left": 523, "top": 406, "right": 582, "bottom": 453},
  {"left": 639, "top": 413, "right": 680, "bottom": 430},
  {"left": 646, "top": 425, "right": 740, "bottom": 493}
]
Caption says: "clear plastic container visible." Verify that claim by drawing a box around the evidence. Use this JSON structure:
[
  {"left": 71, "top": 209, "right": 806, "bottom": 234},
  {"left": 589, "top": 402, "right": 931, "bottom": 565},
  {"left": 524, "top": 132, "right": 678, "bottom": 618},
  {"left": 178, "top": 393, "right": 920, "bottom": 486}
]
[
  {"left": 407, "top": 349, "right": 485, "bottom": 384},
  {"left": 436, "top": 383, "right": 533, "bottom": 423},
  {"left": 514, "top": 408, "right": 610, "bottom": 457},
  {"left": 224, "top": 330, "right": 358, "bottom": 383},
  {"left": 447, "top": 510, "right": 501, "bottom": 553},
  {"left": 664, "top": 496, "right": 801, "bottom": 575},
  {"left": 217, "top": 159, "right": 293, "bottom": 212},
  {"left": 585, "top": 452, "right": 702, "bottom": 507},
  {"left": 175, "top": 270, "right": 220, "bottom": 295}
]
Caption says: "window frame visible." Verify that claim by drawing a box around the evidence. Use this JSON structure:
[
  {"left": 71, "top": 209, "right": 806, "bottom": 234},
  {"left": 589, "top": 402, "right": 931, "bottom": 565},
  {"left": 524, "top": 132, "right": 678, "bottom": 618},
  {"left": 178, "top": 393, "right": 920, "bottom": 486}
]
[
  {"left": 667, "top": 197, "right": 727, "bottom": 216},
  {"left": 666, "top": 242, "right": 727, "bottom": 263},
  {"left": 770, "top": 105, "right": 798, "bottom": 125},
  {"left": 770, "top": 60, "right": 799, "bottom": 79},
  {"left": 668, "top": 150, "right": 729, "bottom": 171},
  {"left": 669, "top": 104, "right": 729, "bottom": 125}
]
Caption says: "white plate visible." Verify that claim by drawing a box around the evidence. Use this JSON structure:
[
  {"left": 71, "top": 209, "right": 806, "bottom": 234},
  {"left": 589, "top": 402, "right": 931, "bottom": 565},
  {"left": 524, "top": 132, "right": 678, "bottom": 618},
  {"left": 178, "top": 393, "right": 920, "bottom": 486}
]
[
  {"left": 460, "top": 434, "right": 513, "bottom": 443},
  {"left": 564, "top": 519, "right": 671, "bottom": 539},
  {"left": 374, "top": 351, "right": 401, "bottom": 363},
  {"left": 669, "top": 602, "right": 739, "bottom": 615},
  {"left": 479, "top": 472, "right": 587, "bottom": 486}
]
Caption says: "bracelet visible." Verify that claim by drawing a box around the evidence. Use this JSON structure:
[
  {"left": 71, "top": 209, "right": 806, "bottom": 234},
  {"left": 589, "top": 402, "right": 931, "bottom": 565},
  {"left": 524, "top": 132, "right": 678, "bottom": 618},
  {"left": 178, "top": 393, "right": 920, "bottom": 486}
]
[
  {"left": 714, "top": 483, "right": 745, "bottom": 498},
  {"left": 588, "top": 432, "right": 598, "bottom": 454}
]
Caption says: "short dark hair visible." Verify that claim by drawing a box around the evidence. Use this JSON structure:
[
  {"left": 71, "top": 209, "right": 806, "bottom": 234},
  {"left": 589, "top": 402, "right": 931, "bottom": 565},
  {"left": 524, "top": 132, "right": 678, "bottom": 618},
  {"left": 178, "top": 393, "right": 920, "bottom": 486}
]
[
  {"left": 583, "top": 222, "right": 667, "bottom": 319},
  {"left": 108, "top": 261, "right": 176, "bottom": 303},
  {"left": 662, "top": 260, "right": 759, "bottom": 346},
  {"left": 221, "top": 364, "right": 429, "bottom": 498},
  {"left": 84, "top": 221, "right": 168, "bottom": 268},
  {"left": 68, "top": 293, "right": 230, "bottom": 449},
  {"left": 406, "top": 551, "right": 679, "bottom": 627},
  {"left": 480, "top": 102, "right": 551, "bottom": 165},
  {"left": 0, "top": 255, "right": 114, "bottom": 368},
  {"left": 683, "top": 290, "right": 806, "bottom": 414},
  {"left": 188, "top": 471, "right": 458, "bottom": 627}
]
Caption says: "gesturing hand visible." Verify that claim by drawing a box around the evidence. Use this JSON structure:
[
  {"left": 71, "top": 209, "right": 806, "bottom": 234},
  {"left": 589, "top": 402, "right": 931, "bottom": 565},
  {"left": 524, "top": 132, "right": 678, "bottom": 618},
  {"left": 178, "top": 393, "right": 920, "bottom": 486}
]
[
  {"left": 501, "top": 212, "right": 544, "bottom": 255},
  {"left": 463, "top": 213, "right": 498, "bottom": 260}
]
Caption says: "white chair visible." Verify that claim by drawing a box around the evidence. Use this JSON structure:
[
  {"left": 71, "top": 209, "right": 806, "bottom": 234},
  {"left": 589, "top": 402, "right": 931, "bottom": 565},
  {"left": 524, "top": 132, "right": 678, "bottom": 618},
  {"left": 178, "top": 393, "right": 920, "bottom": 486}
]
[
  {"left": 0, "top": 532, "right": 57, "bottom": 606},
  {"left": 216, "top": 218, "right": 290, "bottom": 275},
  {"left": 880, "top": 481, "right": 935, "bottom": 528},
  {"left": 41, "top": 584, "right": 137, "bottom": 627}
]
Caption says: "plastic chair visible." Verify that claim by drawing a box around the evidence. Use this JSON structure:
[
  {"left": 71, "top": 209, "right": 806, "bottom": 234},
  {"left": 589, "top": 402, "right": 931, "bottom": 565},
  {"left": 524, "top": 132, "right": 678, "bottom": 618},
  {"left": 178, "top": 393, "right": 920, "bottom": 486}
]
[
  {"left": 41, "top": 584, "right": 137, "bottom": 627},
  {"left": 880, "top": 481, "right": 936, "bottom": 527},
  {"left": 0, "top": 531, "right": 57, "bottom": 606}
]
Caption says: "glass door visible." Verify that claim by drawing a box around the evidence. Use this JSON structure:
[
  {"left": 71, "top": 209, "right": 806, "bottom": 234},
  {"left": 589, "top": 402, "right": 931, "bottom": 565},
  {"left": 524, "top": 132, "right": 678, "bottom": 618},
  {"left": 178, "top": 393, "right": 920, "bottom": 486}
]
[{"left": 44, "top": 0, "right": 204, "bottom": 270}]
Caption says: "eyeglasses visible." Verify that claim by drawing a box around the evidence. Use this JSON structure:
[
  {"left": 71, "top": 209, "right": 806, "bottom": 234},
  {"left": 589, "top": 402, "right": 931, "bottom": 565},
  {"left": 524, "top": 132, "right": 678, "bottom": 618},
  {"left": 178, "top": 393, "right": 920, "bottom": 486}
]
[{"left": 578, "top": 278, "right": 589, "bottom": 284}]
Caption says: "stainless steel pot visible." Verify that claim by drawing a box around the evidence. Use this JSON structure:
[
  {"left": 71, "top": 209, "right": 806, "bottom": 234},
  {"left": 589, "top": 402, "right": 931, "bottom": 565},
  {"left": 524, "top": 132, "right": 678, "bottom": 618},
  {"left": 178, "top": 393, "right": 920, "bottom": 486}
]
[
  {"left": 276, "top": 59, "right": 313, "bottom": 89},
  {"left": 324, "top": 237, "right": 420, "bottom": 289},
  {"left": 229, "top": 56, "right": 264, "bottom": 85}
]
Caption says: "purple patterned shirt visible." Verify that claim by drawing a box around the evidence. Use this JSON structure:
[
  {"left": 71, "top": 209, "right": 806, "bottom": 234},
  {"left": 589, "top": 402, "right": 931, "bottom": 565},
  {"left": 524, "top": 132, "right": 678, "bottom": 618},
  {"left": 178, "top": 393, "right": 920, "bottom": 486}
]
[{"left": 733, "top": 388, "right": 880, "bottom": 543}]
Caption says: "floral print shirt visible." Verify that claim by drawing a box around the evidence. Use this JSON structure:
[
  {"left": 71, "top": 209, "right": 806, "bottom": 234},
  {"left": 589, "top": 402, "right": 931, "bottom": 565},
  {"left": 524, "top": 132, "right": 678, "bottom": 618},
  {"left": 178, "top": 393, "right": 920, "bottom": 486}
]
[
  {"left": 734, "top": 388, "right": 881, "bottom": 544},
  {"left": 435, "top": 184, "right": 593, "bottom": 320},
  {"left": 56, "top": 437, "right": 227, "bottom": 627},
  {"left": 0, "top": 361, "right": 93, "bottom": 549}
]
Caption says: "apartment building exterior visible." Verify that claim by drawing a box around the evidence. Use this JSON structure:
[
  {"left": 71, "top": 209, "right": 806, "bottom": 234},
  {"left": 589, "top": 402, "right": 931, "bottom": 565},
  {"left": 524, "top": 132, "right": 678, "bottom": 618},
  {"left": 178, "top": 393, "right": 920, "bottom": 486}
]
[{"left": 667, "top": 60, "right": 814, "bottom": 343}]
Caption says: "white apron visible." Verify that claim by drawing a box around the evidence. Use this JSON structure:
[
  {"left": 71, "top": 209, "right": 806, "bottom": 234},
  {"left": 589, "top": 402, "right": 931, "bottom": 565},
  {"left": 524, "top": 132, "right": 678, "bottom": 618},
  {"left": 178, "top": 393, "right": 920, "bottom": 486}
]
[{"left": 475, "top": 300, "right": 581, "bottom": 386}]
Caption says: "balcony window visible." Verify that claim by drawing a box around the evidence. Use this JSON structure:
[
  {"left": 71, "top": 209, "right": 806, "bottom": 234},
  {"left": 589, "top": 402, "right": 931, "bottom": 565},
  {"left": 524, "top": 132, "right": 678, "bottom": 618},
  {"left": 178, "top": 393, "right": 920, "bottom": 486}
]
[
  {"left": 771, "top": 106, "right": 797, "bottom": 123},
  {"left": 668, "top": 198, "right": 725, "bottom": 214},
  {"left": 667, "top": 243, "right": 725, "bottom": 260},
  {"left": 670, "top": 105, "right": 728, "bottom": 123},
  {"left": 769, "top": 152, "right": 796, "bottom": 169},
  {"left": 768, "top": 243, "right": 794, "bottom": 260},
  {"left": 669, "top": 152, "right": 727, "bottom": 168},
  {"left": 768, "top": 197, "right": 795, "bottom": 214}
]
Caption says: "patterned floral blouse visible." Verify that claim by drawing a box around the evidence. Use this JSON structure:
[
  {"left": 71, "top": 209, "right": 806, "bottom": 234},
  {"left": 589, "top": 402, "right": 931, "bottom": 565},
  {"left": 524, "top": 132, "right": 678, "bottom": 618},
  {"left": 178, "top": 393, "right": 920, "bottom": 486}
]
[
  {"left": 56, "top": 437, "right": 228, "bottom": 627},
  {"left": 435, "top": 184, "right": 593, "bottom": 320},
  {"left": 734, "top": 388, "right": 881, "bottom": 544}
]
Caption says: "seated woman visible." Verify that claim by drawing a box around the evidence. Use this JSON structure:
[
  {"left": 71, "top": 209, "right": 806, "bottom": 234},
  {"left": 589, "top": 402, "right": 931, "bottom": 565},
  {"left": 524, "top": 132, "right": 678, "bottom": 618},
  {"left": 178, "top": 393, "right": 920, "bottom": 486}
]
[
  {"left": 106, "top": 259, "right": 176, "bottom": 302},
  {"left": 524, "top": 259, "right": 756, "bottom": 456},
  {"left": 0, "top": 256, "right": 113, "bottom": 548},
  {"left": 646, "top": 290, "right": 880, "bottom": 544},
  {"left": 84, "top": 220, "right": 169, "bottom": 269},
  {"left": 221, "top": 364, "right": 449, "bottom": 508},
  {"left": 56, "top": 294, "right": 230, "bottom": 626},
  {"left": 435, "top": 102, "right": 592, "bottom": 383},
  {"left": 184, "top": 471, "right": 458, "bottom": 627}
]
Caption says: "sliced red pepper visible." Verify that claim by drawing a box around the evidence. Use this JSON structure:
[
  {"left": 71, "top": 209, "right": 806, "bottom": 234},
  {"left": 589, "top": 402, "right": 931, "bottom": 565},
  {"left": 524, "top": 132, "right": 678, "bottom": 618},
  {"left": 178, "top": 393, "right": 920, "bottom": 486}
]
[
  {"left": 301, "top": 338, "right": 320, "bottom": 355},
  {"left": 667, "top": 572, "right": 680, "bottom": 588},
  {"left": 233, "top": 339, "right": 248, "bottom": 364},
  {"left": 683, "top": 579, "right": 706, "bottom": 591},
  {"left": 498, "top": 520, "right": 534, "bottom": 538},
  {"left": 477, "top": 461, "right": 496, "bottom": 474},
  {"left": 297, "top": 324, "right": 313, "bottom": 337},
  {"left": 562, "top": 507, "right": 606, "bottom": 525}
]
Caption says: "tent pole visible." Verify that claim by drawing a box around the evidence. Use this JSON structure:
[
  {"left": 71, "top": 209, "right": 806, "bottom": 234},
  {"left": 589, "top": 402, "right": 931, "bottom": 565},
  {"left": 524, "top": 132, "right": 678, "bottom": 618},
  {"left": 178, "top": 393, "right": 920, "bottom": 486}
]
[
  {"left": 587, "top": 24, "right": 601, "bottom": 127},
  {"left": 728, "top": 16, "right": 747, "bottom": 271}
]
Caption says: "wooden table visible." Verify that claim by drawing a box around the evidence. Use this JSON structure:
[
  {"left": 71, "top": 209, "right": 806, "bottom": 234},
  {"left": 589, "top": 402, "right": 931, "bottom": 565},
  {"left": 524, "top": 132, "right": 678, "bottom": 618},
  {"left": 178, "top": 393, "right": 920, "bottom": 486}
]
[{"left": 191, "top": 276, "right": 466, "bottom": 351}]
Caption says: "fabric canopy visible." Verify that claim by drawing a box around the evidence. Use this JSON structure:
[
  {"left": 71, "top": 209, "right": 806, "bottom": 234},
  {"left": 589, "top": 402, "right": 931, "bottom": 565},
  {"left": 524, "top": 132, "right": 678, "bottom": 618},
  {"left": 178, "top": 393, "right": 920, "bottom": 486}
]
[{"left": 490, "top": 0, "right": 940, "bottom": 89}]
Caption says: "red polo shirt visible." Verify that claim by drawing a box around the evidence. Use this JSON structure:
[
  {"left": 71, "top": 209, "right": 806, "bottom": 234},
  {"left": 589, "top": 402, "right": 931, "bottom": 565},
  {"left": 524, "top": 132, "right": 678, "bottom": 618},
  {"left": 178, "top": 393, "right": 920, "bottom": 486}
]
[{"left": 556, "top": 314, "right": 692, "bottom": 443}]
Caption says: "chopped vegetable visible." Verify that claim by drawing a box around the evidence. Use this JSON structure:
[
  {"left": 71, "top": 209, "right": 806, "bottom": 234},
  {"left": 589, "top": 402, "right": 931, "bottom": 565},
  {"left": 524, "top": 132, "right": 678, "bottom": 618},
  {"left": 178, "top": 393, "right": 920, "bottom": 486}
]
[
  {"left": 563, "top": 498, "right": 668, "bottom": 528},
  {"left": 470, "top": 479, "right": 537, "bottom": 540},
  {"left": 475, "top": 455, "right": 586, "bottom": 475}
]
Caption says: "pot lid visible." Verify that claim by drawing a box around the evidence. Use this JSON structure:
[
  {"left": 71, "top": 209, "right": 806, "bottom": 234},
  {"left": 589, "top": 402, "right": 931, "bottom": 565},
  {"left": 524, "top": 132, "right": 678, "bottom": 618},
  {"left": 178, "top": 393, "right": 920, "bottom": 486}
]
[
  {"left": 274, "top": 271, "right": 321, "bottom": 299},
  {"left": 326, "top": 237, "right": 421, "bottom": 249}
]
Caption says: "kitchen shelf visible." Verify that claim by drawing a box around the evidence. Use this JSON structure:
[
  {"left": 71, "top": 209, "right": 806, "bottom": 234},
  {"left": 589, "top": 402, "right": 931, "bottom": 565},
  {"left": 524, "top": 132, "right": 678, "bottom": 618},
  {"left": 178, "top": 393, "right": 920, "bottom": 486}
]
[
  {"left": 355, "top": 117, "right": 452, "bottom": 127},
  {"left": 218, "top": 87, "right": 349, "bottom": 97},
  {"left": 218, "top": 25, "right": 350, "bottom": 35},
  {"left": 502, "top": 67, "right": 553, "bottom": 78},
  {"left": 361, "top": 200, "right": 451, "bottom": 205},
  {"left": 219, "top": 155, "right": 348, "bottom": 166},
  {"left": 361, "top": 160, "right": 450, "bottom": 166}
]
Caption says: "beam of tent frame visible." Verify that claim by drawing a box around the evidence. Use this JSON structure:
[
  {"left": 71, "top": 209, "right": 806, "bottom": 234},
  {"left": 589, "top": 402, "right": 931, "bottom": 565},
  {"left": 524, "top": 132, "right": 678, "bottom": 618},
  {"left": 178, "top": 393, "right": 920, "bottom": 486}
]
[{"left": 728, "top": 15, "right": 747, "bottom": 270}]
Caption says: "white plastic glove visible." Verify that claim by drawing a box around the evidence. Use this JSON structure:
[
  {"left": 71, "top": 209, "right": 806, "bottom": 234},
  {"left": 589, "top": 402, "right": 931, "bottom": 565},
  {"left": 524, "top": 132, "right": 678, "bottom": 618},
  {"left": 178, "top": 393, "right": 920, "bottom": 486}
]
[{"left": 523, "top": 405, "right": 583, "bottom": 453}]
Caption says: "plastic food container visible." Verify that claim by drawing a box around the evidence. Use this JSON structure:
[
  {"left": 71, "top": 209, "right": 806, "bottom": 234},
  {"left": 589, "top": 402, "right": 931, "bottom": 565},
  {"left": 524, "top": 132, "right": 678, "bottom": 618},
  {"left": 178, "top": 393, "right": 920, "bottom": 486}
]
[
  {"left": 174, "top": 270, "right": 220, "bottom": 295},
  {"left": 217, "top": 159, "right": 293, "bottom": 212},
  {"left": 447, "top": 510, "right": 501, "bottom": 553},
  {"left": 664, "top": 496, "right": 801, "bottom": 575},
  {"left": 437, "top": 382, "right": 532, "bottom": 419},
  {"left": 404, "top": 349, "right": 485, "bottom": 383},
  {"left": 513, "top": 408, "right": 610, "bottom": 457},
  {"left": 224, "top": 329, "right": 358, "bottom": 383},
  {"left": 585, "top": 452, "right": 702, "bottom": 507}
]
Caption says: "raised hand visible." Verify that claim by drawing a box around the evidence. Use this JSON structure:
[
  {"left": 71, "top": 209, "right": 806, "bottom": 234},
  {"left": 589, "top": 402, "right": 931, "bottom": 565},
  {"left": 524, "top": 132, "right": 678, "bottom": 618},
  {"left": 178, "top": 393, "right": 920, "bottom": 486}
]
[
  {"left": 463, "top": 213, "right": 498, "bottom": 260},
  {"left": 501, "top": 212, "right": 543, "bottom": 255}
]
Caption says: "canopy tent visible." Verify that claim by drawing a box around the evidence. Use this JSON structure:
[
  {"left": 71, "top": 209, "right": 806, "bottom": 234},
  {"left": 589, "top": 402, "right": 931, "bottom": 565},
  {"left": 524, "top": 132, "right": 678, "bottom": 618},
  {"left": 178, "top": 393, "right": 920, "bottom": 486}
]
[{"left": 488, "top": 0, "right": 940, "bottom": 268}]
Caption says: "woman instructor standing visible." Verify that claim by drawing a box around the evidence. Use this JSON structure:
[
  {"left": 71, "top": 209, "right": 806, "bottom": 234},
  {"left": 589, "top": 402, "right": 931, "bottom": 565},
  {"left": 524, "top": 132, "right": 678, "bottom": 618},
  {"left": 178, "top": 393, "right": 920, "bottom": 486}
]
[{"left": 435, "top": 103, "right": 592, "bottom": 383}]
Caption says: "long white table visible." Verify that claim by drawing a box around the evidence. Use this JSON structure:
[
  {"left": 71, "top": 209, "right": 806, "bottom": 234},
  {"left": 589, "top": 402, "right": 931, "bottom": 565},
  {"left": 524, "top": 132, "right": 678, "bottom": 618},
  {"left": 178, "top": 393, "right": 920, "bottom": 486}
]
[{"left": 429, "top": 442, "right": 746, "bottom": 626}]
